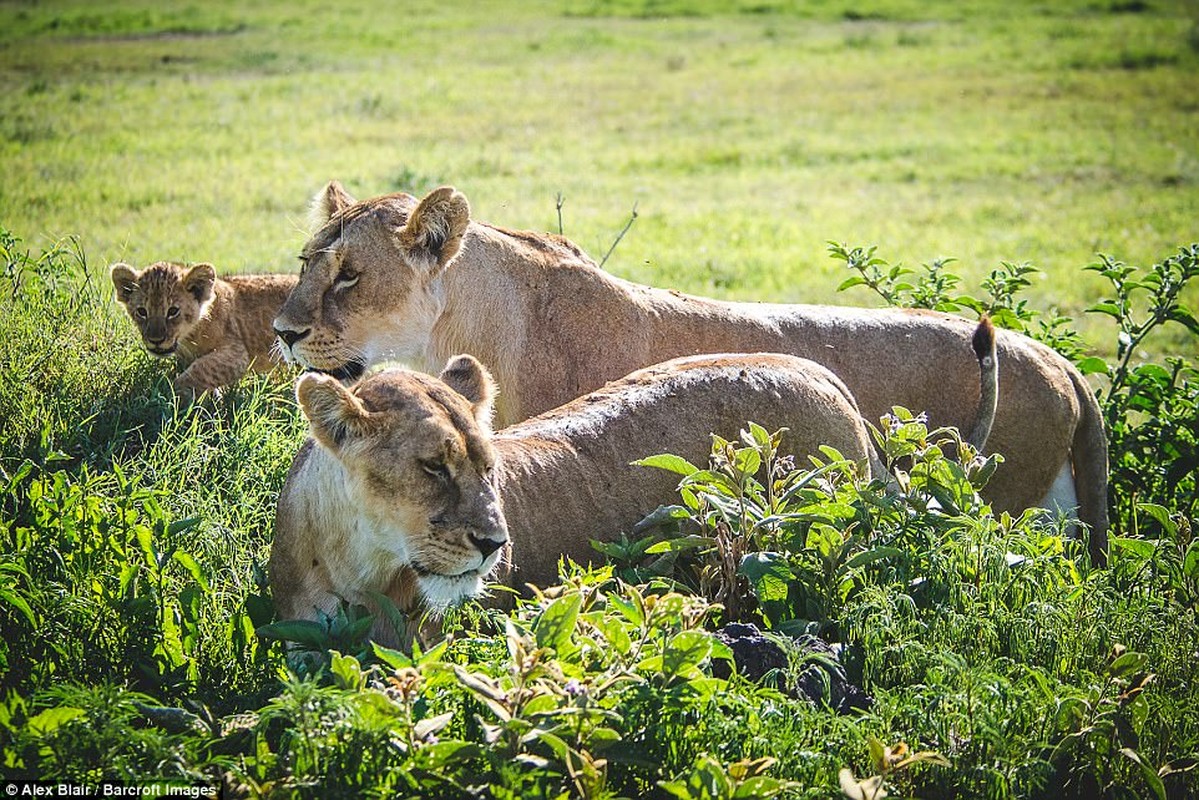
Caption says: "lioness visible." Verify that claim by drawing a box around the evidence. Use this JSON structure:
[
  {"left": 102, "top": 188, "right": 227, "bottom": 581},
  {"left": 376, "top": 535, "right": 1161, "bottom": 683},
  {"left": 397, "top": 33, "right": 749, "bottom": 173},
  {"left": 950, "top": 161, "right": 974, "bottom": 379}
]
[
  {"left": 273, "top": 184, "right": 1108, "bottom": 563},
  {"left": 270, "top": 324, "right": 996, "bottom": 634},
  {"left": 110, "top": 261, "right": 298, "bottom": 396}
]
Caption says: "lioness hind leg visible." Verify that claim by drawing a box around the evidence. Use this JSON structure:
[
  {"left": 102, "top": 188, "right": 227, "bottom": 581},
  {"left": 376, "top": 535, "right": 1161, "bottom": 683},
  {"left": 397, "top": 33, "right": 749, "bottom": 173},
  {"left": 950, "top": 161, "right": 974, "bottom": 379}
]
[{"left": 1039, "top": 460, "right": 1081, "bottom": 533}]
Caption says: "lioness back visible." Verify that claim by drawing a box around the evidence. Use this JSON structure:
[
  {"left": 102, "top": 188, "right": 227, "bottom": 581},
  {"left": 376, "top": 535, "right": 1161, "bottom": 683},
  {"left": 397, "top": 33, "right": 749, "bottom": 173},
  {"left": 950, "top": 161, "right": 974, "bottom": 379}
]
[
  {"left": 272, "top": 183, "right": 1108, "bottom": 564},
  {"left": 492, "top": 352, "right": 875, "bottom": 590},
  {"left": 110, "top": 261, "right": 297, "bottom": 396}
]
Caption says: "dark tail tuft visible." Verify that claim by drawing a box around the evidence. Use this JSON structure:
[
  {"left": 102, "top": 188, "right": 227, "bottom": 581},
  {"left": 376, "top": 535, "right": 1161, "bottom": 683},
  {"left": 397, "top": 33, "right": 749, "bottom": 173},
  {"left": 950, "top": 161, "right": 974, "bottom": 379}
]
[{"left": 972, "top": 315, "right": 996, "bottom": 364}]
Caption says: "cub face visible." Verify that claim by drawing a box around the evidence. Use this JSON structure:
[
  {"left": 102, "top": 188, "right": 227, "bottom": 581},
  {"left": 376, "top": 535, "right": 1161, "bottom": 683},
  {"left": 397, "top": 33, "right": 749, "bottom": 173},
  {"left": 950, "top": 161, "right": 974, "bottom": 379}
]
[
  {"left": 109, "top": 261, "right": 216, "bottom": 357},
  {"left": 296, "top": 355, "right": 509, "bottom": 610}
]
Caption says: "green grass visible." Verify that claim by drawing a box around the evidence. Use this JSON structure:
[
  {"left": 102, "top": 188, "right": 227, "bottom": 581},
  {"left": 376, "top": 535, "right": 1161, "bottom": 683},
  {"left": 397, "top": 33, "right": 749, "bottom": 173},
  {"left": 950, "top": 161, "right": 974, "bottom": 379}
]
[
  {"left": 2, "top": 1, "right": 1199, "bottom": 796},
  {"left": 2, "top": 0, "right": 1197, "bottom": 349}
]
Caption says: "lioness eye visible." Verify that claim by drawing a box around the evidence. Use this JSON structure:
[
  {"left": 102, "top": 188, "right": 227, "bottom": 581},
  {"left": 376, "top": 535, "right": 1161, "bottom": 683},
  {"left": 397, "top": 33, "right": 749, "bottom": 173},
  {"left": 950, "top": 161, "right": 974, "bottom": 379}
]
[
  {"left": 421, "top": 460, "right": 450, "bottom": 481},
  {"left": 135, "top": 307, "right": 147, "bottom": 319},
  {"left": 166, "top": 306, "right": 180, "bottom": 319},
  {"left": 335, "top": 265, "right": 359, "bottom": 288}
]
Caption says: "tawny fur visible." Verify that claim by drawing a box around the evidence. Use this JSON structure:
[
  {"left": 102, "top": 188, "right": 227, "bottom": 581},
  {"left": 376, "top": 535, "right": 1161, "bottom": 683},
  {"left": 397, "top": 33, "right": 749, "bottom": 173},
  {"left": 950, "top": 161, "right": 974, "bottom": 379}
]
[
  {"left": 273, "top": 183, "right": 1108, "bottom": 564},
  {"left": 111, "top": 261, "right": 297, "bottom": 396},
  {"left": 271, "top": 353, "right": 885, "bottom": 642},
  {"left": 273, "top": 335, "right": 997, "bottom": 641}
]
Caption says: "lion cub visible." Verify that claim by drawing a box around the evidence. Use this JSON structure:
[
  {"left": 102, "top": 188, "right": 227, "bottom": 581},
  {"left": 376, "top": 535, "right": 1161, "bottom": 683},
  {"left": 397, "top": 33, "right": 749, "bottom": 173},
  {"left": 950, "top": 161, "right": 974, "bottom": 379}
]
[{"left": 110, "top": 261, "right": 298, "bottom": 397}]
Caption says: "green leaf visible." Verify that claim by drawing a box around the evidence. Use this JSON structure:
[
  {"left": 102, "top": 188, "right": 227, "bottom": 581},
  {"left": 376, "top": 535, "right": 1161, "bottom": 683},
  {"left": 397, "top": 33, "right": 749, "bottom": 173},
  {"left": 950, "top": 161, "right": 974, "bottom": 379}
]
[
  {"left": 1075, "top": 356, "right": 1109, "bottom": 375},
  {"left": 738, "top": 552, "right": 792, "bottom": 605},
  {"left": 632, "top": 504, "right": 691, "bottom": 533},
  {"left": 27, "top": 706, "right": 84, "bottom": 736},
  {"left": 329, "top": 650, "right": 364, "bottom": 690},
  {"left": 534, "top": 592, "right": 582, "bottom": 655},
  {"left": 1137, "top": 503, "right": 1177, "bottom": 536},
  {"left": 658, "top": 781, "right": 696, "bottom": 800},
  {"left": 415, "top": 740, "right": 482, "bottom": 769},
  {"left": 1087, "top": 300, "right": 1123, "bottom": 318},
  {"left": 172, "top": 550, "right": 209, "bottom": 591},
  {"left": 844, "top": 546, "right": 904, "bottom": 570},
  {"left": 0, "top": 586, "right": 36, "bottom": 626},
  {"left": 733, "top": 776, "right": 788, "bottom": 799},
  {"left": 1112, "top": 536, "right": 1157, "bottom": 561},
  {"left": 632, "top": 453, "right": 700, "bottom": 476},
  {"left": 372, "top": 642, "right": 413, "bottom": 670},
  {"left": 1109, "top": 651, "right": 1148, "bottom": 677},
  {"left": 256, "top": 619, "right": 330, "bottom": 648},
  {"left": 610, "top": 592, "right": 644, "bottom": 626},
  {"left": 167, "top": 516, "right": 201, "bottom": 535},
  {"left": 733, "top": 447, "right": 761, "bottom": 477},
  {"left": 645, "top": 535, "right": 717, "bottom": 554},
  {"left": 1169, "top": 305, "right": 1199, "bottom": 334},
  {"left": 663, "top": 630, "right": 713, "bottom": 677},
  {"left": 837, "top": 275, "right": 868, "bottom": 292},
  {"left": 1119, "top": 748, "right": 1166, "bottom": 800},
  {"left": 1183, "top": 541, "right": 1199, "bottom": 580},
  {"left": 135, "top": 525, "right": 157, "bottom": 570}
]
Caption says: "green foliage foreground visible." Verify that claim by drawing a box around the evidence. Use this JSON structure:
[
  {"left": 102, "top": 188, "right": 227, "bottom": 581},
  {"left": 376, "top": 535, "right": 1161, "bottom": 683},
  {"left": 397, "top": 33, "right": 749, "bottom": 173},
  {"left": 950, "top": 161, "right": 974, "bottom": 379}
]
[{"left": 0, "top": 229, "right": 1197, "bottom": 798}]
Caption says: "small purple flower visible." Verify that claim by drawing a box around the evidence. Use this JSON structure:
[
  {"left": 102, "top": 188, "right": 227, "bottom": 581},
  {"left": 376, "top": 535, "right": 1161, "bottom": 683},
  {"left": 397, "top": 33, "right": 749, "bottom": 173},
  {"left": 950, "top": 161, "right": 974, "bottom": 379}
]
[{"left": 564, "top": 679, "right": 585, "bottom": 697}]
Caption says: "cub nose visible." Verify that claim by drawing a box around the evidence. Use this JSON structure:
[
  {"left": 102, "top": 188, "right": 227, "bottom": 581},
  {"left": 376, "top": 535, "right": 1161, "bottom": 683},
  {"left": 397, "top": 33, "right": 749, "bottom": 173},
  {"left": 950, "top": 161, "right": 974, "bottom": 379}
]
[
  {"left": 273, "top": 325, "right": 310, "bottom": 348},
  {"left": 468, "top": 532, "right": 505, "bottom": 558}
]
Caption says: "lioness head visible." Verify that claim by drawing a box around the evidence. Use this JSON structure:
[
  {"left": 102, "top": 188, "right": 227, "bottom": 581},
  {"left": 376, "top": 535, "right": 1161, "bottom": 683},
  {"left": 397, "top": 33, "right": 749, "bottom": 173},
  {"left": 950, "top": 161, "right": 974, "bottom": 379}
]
[
  {"left": 296, "top": 354, "right": 508, "bottom": 610},
  {"left": 110, "top": 261, "right": 216, "bottom": 357},
  {"left": 273, "top": 182, "right": 471, "bottom": 382}
]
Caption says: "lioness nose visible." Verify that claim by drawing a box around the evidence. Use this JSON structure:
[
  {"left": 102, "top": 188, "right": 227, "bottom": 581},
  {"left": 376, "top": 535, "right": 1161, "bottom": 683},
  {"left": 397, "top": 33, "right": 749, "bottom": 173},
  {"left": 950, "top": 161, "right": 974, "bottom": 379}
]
[
  {"left": 273, "top": 325, "right": 310, "bottom": 348},
  {"left": 468, "top": 532, "right": 505, "bottom": 558}
]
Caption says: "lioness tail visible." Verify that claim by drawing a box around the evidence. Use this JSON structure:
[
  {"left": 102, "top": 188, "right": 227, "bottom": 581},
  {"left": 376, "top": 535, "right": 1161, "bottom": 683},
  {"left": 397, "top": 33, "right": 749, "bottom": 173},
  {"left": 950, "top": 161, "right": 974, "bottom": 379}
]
[{"left": 966, "top": 317, "right": 998, "bottom": 451}]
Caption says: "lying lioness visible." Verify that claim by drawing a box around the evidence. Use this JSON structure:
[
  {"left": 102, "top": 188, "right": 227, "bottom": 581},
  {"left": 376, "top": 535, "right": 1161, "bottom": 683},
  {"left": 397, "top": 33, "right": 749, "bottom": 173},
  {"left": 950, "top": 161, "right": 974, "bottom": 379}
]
[
  {"left": 110, "top": 261, "right": 297, "bottom": 397},
  {"left": 272, "top": 183, "right": 1108, "bottom": 563},
  {"left": 270, "top": 326, "right": 996, "bottom": 635}
]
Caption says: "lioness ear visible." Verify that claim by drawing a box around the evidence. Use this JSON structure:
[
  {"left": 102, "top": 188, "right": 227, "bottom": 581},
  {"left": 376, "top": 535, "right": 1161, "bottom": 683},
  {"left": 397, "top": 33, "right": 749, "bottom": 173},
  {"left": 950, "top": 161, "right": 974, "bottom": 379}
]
[
  {"left": 398, "top": 186, "right": 470, "bottom": 275},
  {"left": 110, "top": 263, "right": 139, "bottom": 303},
  {"left": 182, "top": 263, "right": 217, "bottom": 305},
  {"left": 440, "top": 354, "right": 497, "bottom": 429},
  {"left": 297, "top": 373, "right": 373, "bottom": 453},
  {"left": 310, "top": 181, "right": 357, "bottom": 229}
]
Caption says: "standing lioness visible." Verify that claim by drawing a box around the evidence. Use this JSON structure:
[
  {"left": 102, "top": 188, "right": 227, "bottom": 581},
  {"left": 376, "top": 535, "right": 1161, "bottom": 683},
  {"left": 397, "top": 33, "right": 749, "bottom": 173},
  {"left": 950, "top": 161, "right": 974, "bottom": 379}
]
[
  {"left": 271, "top": 328, "right": 997, "bottom": 632},
  {"left": 273, "top": 183, "right": 1108, "bottom": 563}
]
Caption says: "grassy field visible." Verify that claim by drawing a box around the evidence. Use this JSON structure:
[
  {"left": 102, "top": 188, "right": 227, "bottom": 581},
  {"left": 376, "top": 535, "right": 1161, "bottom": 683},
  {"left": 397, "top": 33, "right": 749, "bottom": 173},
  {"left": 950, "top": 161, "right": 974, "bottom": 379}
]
[
  {"left": 2, "top": 1, "right": 1199, "bottom": 797},
  {"left": 2, "top": 0, "right": 1197, "bottom": 343}
]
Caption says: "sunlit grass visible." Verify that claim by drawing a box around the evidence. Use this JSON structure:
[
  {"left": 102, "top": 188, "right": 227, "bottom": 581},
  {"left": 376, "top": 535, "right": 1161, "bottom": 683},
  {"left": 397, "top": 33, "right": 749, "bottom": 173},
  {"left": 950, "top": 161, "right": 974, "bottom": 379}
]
[{"left": 1, "top": 0, "right": 1196, "bottom": 356}]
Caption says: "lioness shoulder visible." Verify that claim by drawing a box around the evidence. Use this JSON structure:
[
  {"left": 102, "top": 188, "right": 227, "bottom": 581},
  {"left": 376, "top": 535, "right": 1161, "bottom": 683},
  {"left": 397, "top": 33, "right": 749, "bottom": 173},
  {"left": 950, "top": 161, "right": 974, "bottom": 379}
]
[{"left": 110, "top": 261, "right": 298, "bottom": 396}]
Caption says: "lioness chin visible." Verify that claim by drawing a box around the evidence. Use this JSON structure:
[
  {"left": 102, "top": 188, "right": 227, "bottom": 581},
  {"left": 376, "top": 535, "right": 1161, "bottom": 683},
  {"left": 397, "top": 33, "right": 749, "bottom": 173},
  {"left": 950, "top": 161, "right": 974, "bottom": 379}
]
[
  {"left": 271, "top": 330, "right": 996, "bottom": 643},
  {"left": 110, "top": 261, "right": 297, "bottom": 397},
  {"left": 273, "top": 183, "right": 1108, "bottom": 564}
]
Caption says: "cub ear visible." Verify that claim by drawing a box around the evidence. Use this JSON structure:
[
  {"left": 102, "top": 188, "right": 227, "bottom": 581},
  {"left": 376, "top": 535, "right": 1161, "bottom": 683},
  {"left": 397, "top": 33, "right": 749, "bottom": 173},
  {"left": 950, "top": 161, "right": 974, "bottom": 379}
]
[
  {"left": 398, "top": 186, "right": 470, "bottom": 275},
  {"left": 296, "top": 372, "right": 373, "bottom": 454},
  {"left": 440, "top": 354, "right": 497, "bottom": 429},
  {"left": 182, "top": 263, "right": 217, "bottom": 304},
  {"left": 109, "top": 263, "right": 139, "bottom": 303},
  {"left": 310, "top": 180, "right": 357, "bottom": 230}
]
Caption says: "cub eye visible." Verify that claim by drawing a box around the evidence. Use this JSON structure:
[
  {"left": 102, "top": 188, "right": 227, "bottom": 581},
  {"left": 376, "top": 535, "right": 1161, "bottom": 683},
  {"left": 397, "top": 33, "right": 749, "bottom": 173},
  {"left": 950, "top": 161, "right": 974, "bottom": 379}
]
[
  {"left": 421, "top": 460, "right": 451, "bottom": 481},
  {"left": 166, "top": 306, "right": 180, "bottom": 319},
  {"left": 135, "top": 307, "right": 148, "bottom": 319},
  {"left": 334, "top": 265, "right": 360, "bottom": 289}
]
